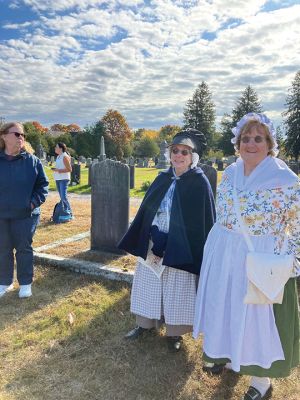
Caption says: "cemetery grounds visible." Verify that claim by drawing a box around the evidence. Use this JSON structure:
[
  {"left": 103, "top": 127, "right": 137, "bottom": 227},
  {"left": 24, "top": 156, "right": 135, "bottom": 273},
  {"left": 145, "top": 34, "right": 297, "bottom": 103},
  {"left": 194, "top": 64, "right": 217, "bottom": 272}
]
[{"left": 0, "top": 168, "right": 299, "bottom": 400}]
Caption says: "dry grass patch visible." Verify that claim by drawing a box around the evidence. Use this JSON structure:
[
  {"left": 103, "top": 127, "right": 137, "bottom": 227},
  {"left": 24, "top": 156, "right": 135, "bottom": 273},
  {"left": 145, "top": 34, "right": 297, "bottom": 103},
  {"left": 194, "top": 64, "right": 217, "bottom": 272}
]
[
  {"left": 34, "top": 195, "right": 91, "bottom": 248},
  {"left": 41, "top": 237, "right": 137, "bottom": 271},
  {"left": 0, "top": 266, "right": 298, "bottom": 400},
  {"left": 34, "top": 194, "right": 140, "bottom": 249}
]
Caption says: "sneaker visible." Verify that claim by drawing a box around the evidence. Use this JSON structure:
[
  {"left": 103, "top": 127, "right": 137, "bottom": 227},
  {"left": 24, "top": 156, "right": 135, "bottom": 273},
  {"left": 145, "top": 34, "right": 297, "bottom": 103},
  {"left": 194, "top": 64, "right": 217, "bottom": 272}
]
[
  {"left": 0, "top": 284, "right": 14, "bottom": 298},
  {"left": 19, "top": 284, "right": 32, "bottom": 298}
]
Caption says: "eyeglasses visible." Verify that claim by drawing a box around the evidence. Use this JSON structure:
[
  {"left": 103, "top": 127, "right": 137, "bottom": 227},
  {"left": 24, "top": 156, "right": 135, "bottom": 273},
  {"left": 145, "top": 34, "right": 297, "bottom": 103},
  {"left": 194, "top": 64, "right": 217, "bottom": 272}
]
[
  {"left": 241, "top": 135, "right": 265, "bottom": 144},
  {"left": 171, "top": 148, "right": 192, "bottom": 156},
  {"left": 9, "top": 132, "right": 26, "bottom": 138}
]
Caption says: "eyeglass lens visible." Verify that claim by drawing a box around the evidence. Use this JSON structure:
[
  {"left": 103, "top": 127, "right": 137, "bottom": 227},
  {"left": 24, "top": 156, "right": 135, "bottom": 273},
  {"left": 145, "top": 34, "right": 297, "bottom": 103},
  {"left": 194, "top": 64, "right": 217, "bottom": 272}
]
[
  {"left": 10, "top": 132, "right": 25, "bottom": 138},
  {"left": 172, "top": 148, "right": 191, "bottom": 156},
  {"left": 241, "top": 135, "right": 264, "bottom": 144}
]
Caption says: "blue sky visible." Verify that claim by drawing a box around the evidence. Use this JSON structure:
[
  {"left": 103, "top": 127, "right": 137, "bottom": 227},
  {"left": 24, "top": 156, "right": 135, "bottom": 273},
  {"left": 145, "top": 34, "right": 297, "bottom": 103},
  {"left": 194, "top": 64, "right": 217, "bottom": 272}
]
[{"left": 0, "top": 0, "right": 299, "bottom": 130}]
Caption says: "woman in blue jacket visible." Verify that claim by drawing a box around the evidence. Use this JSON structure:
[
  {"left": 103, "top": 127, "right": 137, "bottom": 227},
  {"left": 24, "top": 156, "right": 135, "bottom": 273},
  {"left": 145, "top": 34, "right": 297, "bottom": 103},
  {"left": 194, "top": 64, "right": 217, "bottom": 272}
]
[
  {"left": 118, "top": 129, "right": 215, "bottom": 351},
  {"left": 0, "top": 122, "right": 49, "bottom": 298}
]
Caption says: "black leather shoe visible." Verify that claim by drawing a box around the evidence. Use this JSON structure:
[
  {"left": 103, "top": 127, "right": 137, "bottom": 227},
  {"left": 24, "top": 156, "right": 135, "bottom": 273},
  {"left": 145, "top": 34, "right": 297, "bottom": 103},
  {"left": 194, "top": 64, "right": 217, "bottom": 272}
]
[
  {"left": 243, "top": 385, "right": 273, "bottom": 400},
  {"left": 124, "top": 326, "right": 147, "bottom": 340},
  {"left": 202, "top": 363, "right": 226, "bottom": 375},
  {"left": 167, "top": 336, "right": 183, "bottom": 352}
]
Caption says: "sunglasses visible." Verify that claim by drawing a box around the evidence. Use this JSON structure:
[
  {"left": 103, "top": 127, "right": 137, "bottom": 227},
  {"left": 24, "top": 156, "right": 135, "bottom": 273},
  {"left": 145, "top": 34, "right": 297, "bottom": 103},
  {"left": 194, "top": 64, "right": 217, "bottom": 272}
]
[
  {"left": 9, "top": 132, "right": 26, "bottom": 138},
  {"left": 171, "top": 148, "right": 192, "bottom": 156},
  {"left": 241, "top": 135, "right": 265, "bottom": 144}
]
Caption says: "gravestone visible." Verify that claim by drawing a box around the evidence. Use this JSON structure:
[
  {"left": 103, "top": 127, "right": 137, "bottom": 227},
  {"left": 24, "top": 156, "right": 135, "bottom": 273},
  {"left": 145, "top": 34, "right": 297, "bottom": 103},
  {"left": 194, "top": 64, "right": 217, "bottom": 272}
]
[
  {"left": 217, "top": 160, "right": 224, "bottom": 171},
  {"left": 99, "top": 136, "right": 106, "bottom": 161},
  {"left": 129, "top": 156, "right": 135, "bottom": 166},
  {"left": 88, "top": 159, "right": 98, "bottom": 186},
  {"left": 156, "top": 140, "right": 169, "bottom": 169},
  {"left": 71, "top": 163, "right": 81, "bottom": 185},
  {"left": 91, "top": 159, "right": 129, "bottom": 253},
  {"left": 227, "top": 155, "right": 236, "bottom": 165},
  {"left": 130, "top": 165, "right": 135, "bottom": 189},
  {"left": 199, "top": 163, "right": 217, "bottom": 199},
  {"left": 288, "top": 162, "right": 299, "bottom": 175}
]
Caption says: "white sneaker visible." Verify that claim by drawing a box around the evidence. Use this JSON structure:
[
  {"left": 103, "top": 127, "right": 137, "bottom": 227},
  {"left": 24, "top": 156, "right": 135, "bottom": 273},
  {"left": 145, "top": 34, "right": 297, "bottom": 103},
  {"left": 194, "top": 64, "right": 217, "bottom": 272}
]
[
  {"left": 19, "top": 284, "right": 32, "bottom": 298},
  {"left": 0, "top": 284, "right": 14, "bottom": 298}
]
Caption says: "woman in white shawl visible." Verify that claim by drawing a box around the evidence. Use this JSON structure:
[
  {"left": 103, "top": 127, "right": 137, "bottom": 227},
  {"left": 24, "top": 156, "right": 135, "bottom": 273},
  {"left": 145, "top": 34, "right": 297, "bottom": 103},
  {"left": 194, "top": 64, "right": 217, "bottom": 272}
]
[{"left": 193, "top": 113, "right": 300, "bottom": 400}]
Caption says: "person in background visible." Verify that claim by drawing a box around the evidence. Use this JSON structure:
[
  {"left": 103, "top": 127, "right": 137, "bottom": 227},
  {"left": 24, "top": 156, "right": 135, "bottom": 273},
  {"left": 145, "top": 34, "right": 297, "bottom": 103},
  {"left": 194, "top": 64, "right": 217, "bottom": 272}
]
[
  {"left": 0, "top": 122, "right": 48, "bottom": 298},
  {"left": 193, "top": 113, "right": 300, "bottom": 400},
  {"left": 118, "top": 129, "right": 215, "bottom": 351},
  {"left": 52, "top": 142, "right": 72, "bottom": 216}
]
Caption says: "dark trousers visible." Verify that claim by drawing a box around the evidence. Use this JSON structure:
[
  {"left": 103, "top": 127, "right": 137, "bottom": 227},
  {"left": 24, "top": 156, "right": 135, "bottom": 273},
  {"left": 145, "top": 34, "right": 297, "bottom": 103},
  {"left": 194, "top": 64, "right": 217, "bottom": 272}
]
[{"left": 0, "top": 215, "right": 39, "bottom": 285}]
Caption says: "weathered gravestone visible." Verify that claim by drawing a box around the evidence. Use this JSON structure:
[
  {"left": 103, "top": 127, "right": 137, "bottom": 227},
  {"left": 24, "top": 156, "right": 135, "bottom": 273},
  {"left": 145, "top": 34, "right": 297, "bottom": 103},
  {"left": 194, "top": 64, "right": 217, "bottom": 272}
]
[
  {"left": 156, "top": 140, "right": 169, "bottom": 169},
  {"left": 199, "top": 163, "right": 217, "bottom": 199},
  {"left": 91, "top": 159, "right": 129, "bottom": 253},
  {"left": 71, "top": 162, "right": 81, "bottom": 185},
  {"left": 88, "top": 159, "right": 99, "bottom": 186},
  {"left": 129, "top": 165, "right": 135, "bottom": 189}
]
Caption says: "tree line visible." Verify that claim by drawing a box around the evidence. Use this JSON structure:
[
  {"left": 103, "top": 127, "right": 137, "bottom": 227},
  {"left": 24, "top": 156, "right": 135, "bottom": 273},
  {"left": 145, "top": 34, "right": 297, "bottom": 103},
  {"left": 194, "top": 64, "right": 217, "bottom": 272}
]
[{"left": 1, "top": 70, "right": 299, "bottom": 161}]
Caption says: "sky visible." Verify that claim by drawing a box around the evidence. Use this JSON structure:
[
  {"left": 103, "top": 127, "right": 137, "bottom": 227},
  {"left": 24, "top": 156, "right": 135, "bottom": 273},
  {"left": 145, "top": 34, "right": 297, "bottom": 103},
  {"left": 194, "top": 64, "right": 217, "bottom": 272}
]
[{"left": 0, "top": 0, "right": 299, "bottom": 131}]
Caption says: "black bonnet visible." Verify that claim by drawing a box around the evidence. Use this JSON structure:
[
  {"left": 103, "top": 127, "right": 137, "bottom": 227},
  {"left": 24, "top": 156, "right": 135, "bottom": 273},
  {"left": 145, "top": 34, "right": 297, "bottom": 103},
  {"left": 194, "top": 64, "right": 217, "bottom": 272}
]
[{"left": 171, "top": 128, "right": 207, "bottom": 157}]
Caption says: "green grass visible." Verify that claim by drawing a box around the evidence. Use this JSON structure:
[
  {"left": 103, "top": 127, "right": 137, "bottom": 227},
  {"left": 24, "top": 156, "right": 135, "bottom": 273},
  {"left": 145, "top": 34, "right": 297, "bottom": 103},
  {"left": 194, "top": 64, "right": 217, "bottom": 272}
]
[
  {"left": 45, "top": 165, "right": 223, "bottom": 198},
  {"left": 44, "top": 165, "right": 162, "bottom": 197}
]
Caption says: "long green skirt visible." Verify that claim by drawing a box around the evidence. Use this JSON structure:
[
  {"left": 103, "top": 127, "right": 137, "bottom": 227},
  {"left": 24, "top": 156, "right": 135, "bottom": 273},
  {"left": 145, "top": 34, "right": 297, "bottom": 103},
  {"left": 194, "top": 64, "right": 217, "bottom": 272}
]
[{"left": 203, "top": 278, "right": 300, "bottom": 378}]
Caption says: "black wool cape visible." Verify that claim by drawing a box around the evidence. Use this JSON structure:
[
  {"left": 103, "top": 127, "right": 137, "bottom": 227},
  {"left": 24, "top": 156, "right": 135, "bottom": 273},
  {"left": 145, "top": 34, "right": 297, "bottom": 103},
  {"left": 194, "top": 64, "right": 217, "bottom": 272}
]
[{"left": 118, "top": 167, "right": 216, "bottom": 275}]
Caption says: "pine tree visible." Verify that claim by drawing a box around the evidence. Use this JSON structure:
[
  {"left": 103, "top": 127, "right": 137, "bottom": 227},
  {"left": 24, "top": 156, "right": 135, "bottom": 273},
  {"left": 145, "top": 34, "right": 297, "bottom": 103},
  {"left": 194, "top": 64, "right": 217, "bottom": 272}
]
[
  {"left": 218, "top": 86, "right": 263, "bottom": 155},
  {"left": 183, "top": 81, "right": 215, "bottom": 146},
  {"left": 283, "top": 71, "right": 300, "bottom": 161},
  {"left": 231, "top": 85, "right": 263, "bottom": 126}
]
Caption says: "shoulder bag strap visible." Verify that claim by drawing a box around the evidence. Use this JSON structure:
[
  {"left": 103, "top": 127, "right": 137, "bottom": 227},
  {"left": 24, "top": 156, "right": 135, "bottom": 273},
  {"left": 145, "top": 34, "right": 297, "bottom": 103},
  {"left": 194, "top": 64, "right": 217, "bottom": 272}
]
[{"left": 232, "top": 167, "right": 255, "bottom": 252}]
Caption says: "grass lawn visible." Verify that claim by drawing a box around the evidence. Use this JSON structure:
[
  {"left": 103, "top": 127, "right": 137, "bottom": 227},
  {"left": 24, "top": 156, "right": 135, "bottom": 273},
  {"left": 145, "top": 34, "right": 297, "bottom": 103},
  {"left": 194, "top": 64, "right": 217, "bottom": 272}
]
[
  {"left": 2, "top": 169, "right": 298, "bottom": 399},
  {"left": 1, "top": 266, "right": 299, "bottom": 400},
  {"left": 44, "top": 165, "right": 223, "bottom": 198}
]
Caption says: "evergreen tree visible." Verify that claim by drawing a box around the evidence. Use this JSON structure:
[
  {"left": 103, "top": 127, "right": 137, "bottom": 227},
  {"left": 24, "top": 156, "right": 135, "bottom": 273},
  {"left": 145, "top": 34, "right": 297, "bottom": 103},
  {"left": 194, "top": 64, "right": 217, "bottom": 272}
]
[
  {"left": 183, "top": 81, "right": 215, "bottom": 146},
  {"left": 283, "top": 71, "right": 300, "bottom": 161},
  {"left": 231, "top": 85, "right": 263, "bottom": 126},
  {"left": 217, "top": 114, "right": 234, "bottom": 156},
  {"left": 218, "top": 86, "right": 263, "bottom": 155}
]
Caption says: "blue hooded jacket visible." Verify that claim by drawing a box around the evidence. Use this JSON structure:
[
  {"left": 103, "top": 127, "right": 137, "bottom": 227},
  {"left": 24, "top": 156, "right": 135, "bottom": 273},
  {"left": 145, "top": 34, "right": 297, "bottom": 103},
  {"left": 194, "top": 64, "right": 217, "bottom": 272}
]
[{"left": 0, "top": 150, "right": 49, "bottom": 219}]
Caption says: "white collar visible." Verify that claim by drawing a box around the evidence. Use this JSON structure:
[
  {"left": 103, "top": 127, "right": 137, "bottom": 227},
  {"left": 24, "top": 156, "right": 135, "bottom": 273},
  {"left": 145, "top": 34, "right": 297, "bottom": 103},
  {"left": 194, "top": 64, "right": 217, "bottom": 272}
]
[{"left": 226, "top": 156, "right": 298, "bottom": 191}]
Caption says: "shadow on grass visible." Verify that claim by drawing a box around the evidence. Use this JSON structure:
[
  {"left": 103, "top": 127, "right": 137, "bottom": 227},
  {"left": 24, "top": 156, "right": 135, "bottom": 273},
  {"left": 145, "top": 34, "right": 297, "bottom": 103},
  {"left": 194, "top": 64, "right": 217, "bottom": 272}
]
[
  {"left": 2, "top": 268, "right": 196, "bottom": 400},
  {"left": 0, "top": 266, "right": 99, "bottom": 332},
  {"left": 208, "top": 370, "right": 240, "bottom": 400},
  {"left": 67, "top": 248, "right": 133, "bottom": 268}
]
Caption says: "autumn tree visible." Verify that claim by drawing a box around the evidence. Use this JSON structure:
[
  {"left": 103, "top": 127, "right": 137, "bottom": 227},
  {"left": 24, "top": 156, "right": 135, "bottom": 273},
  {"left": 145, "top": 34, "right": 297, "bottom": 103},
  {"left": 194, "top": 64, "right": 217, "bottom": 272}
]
[
  {"left": 101, "top": 109, "right": 133, "bottom": 159},
  {"left": 183, "top": 81, "right": 216, "bottom": 146},
  {"left": 32, "top": 121, "right": 48, "bottom": 133},
  {"left": 283, "top": 71, "right": 300, "bottom": 161},
  {"left": 67, "top": 123, "right": 81, "bottom": 132},
  {"left": 23, "top": 122, "right": 50, "bottom": 153},
  {"left": 158, "top": 125, "right": 181, "bottom": 144}
]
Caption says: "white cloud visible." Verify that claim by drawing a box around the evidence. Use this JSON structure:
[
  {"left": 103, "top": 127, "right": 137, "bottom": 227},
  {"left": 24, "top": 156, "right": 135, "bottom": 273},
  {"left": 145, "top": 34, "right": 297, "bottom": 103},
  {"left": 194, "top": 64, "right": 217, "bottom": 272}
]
[{"left": 0, "top": 1, "right": 299, "bottom": 129}]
